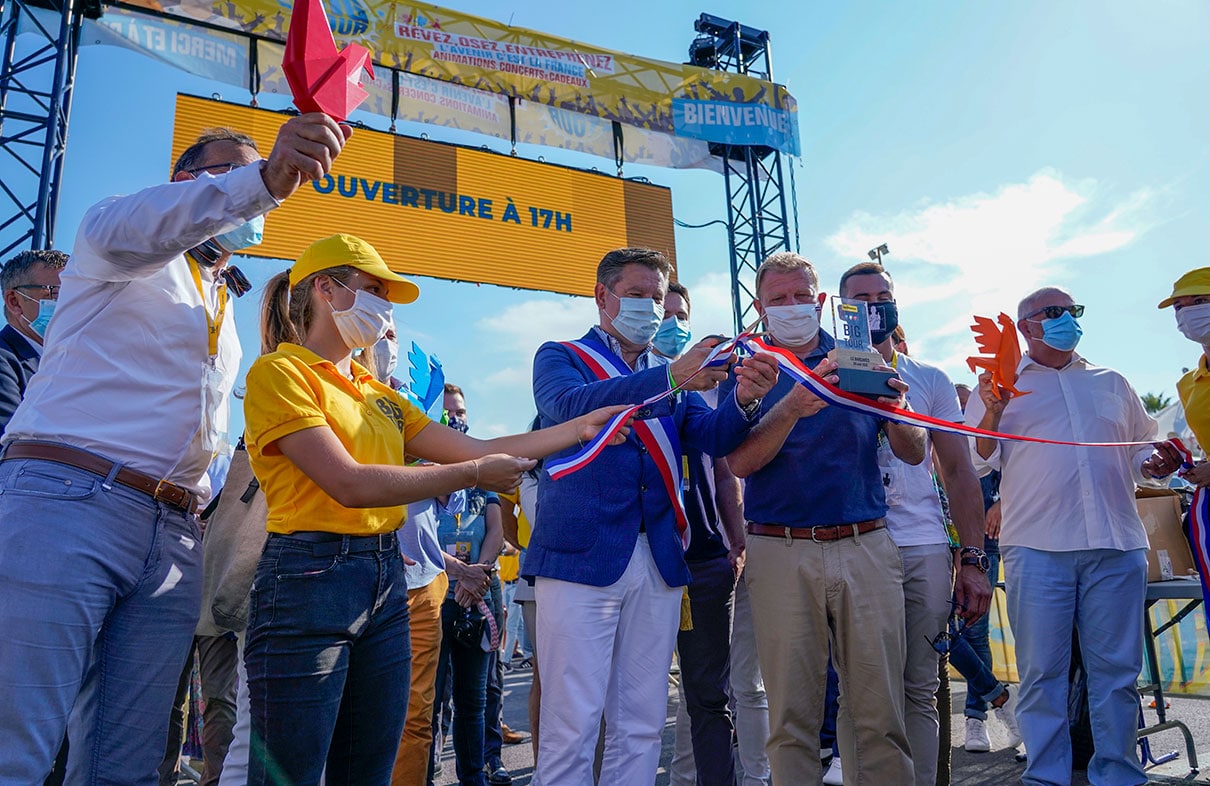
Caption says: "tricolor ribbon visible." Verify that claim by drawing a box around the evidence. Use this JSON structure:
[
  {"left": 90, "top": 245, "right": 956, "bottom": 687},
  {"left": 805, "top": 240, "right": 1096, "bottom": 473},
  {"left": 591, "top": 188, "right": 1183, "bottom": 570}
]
[
  {"left": 550, "top": 332, "right": 1163, "bottom": 482},
  {"left": 735, "top": 335, "right": 1160, "bottom": 449},
  {"left": 546, "top": 339, "right": 736, "bottom": 480}
]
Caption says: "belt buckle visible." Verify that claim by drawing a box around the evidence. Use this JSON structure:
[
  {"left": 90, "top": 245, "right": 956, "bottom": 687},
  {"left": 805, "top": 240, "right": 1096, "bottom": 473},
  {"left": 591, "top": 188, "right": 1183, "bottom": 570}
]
[
  {"left": 378, "top": 533, "right": 391, "bottom": 551},
  {"left": 810, "top": 526, "right": 823, "bottom": 544},
  {"left": 152, "top": 478, "right": 173, "bottom": 504}
]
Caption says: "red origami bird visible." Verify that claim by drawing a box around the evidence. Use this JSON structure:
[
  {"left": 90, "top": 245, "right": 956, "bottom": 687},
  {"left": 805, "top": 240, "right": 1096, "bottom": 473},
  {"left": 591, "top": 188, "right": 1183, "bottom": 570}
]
[
  {"left": 283, "top": 0, "right": 374, "bottom": 122},
  {"left": 966, "top": 313, "right": 1029, "bottom": 400}
]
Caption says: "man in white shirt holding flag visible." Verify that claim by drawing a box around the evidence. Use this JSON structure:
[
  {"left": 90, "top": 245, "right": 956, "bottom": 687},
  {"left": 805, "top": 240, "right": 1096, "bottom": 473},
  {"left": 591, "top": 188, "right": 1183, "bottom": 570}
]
[
  {"left": 0, "top": 113, "right": 350, "bottom": 783},
  {"left": 965, "top": 285, "right": 1183, "bottom": 786}
]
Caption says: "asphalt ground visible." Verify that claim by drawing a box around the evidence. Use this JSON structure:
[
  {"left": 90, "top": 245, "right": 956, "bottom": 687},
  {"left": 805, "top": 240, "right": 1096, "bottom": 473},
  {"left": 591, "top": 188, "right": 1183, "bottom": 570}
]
[{"left": 431, "top": 666, "right": 1210, "bottom": 785}]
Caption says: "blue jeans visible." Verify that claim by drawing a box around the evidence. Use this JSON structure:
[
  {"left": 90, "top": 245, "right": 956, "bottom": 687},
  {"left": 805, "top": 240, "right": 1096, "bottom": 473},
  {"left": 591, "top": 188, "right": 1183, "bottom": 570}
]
[
  {"left": 948, "top": 636, "right": 1006, "bottom": 718},
  {"left": 957, "top": 536, "right": 1002, "bottom": 719},
  {"left": 1004, "top": 546, "right": 1147, "bottom": 786},
  {"left": 821, "top": 658, "right": 840, "bottom": 757},
  {"left": 0, "top": 455, "right": 202, "bottom": 785},
  {"left": 431, "top": 595, "right": 492, "bottom": 786},
  {"left": 245, "top": 532, "right": 411, "bottom": 786}
]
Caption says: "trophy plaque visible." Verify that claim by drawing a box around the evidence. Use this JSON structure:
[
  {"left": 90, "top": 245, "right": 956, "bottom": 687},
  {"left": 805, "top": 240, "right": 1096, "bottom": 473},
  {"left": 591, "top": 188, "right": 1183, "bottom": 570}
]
[{"left": 828, "top": 298, "right": 900, "bottom": 398}]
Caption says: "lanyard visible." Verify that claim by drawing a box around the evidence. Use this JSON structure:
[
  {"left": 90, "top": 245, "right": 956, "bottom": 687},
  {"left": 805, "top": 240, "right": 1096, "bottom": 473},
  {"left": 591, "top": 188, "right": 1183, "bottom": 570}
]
[
  {"left": 889, "top": 349, "right": 900, "bottom": 370},
  {"left": 189, "top": 259, "right": 228, "bottom": 358}
]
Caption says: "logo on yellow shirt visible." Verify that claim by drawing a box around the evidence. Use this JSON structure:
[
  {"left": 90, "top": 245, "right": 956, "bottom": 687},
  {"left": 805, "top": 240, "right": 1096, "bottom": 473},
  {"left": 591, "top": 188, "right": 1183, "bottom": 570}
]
[{"left": 375, "top": 396, "right": 405, "bottom": 432}]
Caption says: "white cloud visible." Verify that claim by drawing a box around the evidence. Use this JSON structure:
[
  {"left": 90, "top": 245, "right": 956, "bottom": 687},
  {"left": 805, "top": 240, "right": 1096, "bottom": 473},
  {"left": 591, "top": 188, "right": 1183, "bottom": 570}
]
[{"left": 824, "top": 169, "right": 1158, "bottom": 381}]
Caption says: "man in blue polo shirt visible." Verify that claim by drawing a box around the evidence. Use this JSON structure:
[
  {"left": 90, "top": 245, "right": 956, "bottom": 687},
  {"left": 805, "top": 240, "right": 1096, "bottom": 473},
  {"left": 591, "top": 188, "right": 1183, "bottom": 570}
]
[
  {"left": 525, "top": 247, "right": 778, "bottom": 786},
  {"left": 725, "top": 251, "right": 926, "bottom": 785}
]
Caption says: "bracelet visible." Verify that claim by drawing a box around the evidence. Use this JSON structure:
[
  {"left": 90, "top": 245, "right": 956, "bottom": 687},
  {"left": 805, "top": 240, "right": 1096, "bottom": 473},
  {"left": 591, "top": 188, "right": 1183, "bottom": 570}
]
[
  {"left": 470, "top": 459, "right": 480, "bottom": 487},
  {"left": 667, "top": 364, "right": 677, "bottom": 390}
]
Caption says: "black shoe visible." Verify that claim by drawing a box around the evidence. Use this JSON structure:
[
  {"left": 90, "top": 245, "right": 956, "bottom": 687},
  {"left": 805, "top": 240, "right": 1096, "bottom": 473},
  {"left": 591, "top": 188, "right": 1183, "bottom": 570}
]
[{"left": 486, "top": 758, "right": 513, "bottom": 785}]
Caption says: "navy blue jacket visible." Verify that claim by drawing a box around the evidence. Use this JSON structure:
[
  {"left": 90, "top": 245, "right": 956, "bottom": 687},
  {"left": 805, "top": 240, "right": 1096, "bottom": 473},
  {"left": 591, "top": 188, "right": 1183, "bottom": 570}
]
[
  {"left": 524, "top": 330, "right": 755, "bottom": 588},
  {"left": 0, "top": 325, "right": 39, "bottom": 435}
]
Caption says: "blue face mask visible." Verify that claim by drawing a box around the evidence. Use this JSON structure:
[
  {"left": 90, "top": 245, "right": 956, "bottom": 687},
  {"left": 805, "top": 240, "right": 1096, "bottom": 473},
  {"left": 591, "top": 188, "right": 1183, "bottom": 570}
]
[
  {"left": 17, "top": 292, "right": 55, "bottom": 340},
  {"left": 653, "top": 316, "right": 692, "bottom": 357},
  {"left": 214, "top": 214, "right": 265, "bottom": 253},
  {"left": 1039, "top": 311, "right": 1083, "bottom": 351}
]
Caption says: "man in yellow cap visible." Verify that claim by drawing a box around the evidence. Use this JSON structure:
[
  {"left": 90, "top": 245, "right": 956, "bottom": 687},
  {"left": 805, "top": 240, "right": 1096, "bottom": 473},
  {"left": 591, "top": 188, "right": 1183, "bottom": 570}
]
[{"left": 1161, "top": 268, "right": 1210, "bottom": 478}]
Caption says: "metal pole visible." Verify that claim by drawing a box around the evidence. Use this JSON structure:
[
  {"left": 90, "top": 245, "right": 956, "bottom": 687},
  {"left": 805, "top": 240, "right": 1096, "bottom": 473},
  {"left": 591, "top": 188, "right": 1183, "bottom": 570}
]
[{"left": 31, "top": 0, "right": 74, "bottom": 248}]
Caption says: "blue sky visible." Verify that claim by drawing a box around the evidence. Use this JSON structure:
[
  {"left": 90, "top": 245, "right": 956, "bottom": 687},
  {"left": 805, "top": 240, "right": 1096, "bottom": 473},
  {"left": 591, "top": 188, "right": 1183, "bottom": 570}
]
[{"left": 7, "top": 0, "right": 1209, "bottom": 439}]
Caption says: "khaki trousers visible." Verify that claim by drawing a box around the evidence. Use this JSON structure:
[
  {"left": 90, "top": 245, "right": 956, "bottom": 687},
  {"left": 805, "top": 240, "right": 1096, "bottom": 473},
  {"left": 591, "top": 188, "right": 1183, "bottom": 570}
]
[
  {"left": 391, "top": 572, "right": 449, "bottom": 786},
  {"left": 746, "top": 526, "right": 913, "bottom": 786}
]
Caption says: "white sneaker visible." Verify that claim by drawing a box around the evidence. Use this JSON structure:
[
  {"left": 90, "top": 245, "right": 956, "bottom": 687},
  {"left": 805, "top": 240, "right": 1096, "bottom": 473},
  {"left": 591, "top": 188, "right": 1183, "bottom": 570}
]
[
  {"left": 964, "top": 717, "right": 991, "bottom": 752},
  {"left": 822, "top": 756, "right": 843, "bottom": 785},
  {"left": 995, "top": 689, "right": 1023, "bottom": 749}
]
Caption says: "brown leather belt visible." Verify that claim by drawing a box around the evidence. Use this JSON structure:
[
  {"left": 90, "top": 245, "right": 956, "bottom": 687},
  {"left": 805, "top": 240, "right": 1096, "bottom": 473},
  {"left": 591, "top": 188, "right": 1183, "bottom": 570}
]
[
  {"left": 3, "top": 440, "right": 199, "bottom": 515},
  {"left": 747, "top": 519, "right": 885, "bottom": 543}
]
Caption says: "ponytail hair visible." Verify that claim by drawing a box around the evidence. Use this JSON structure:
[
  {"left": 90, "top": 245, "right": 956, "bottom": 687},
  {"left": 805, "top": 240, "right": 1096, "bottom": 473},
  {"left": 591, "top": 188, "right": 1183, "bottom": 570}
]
[{"left": 258, "top": 265, "right": 357, "bottom": 355}]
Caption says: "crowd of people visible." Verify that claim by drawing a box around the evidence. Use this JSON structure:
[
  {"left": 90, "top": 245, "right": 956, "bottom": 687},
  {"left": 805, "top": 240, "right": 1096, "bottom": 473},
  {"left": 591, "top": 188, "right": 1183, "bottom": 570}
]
[{"left": 0, "top": 113, "right": 1205, "bottom": 786}]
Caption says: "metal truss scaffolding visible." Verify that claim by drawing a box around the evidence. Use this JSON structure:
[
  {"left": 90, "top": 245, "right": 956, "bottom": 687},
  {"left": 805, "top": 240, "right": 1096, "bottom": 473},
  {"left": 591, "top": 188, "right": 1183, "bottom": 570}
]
[
  {"left": 689, "top": 13, "right": 793, "bottom": 333},
  {"left": 0, "top": 0, "right": 97, "bottom": 256}
]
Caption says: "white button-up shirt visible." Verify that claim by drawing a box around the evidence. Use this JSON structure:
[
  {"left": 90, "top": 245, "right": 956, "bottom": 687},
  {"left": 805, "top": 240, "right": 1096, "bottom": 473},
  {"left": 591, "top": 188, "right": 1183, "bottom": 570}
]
[
  {"left": 4, "top": 163, "right": 279, "bottom": 495},
  {"left": 964, "top": 353, "right": 1157, "bottom": 552}
]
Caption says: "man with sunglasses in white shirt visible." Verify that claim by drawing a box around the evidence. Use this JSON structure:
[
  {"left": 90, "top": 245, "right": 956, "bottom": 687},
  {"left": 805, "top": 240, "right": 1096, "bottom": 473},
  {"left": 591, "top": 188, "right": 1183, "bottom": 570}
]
[
  {"left": 0, "top": 113, "right": 351, "bottom": 784},
  {"left": 965, "top": 286, "right": 1183, "bottom": 786}
]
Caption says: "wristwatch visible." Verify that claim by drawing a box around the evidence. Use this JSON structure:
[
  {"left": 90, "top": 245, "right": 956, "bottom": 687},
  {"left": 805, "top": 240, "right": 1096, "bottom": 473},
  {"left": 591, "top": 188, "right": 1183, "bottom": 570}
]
[
  {"left": 959, "top": 546, "right": 990, "bottom": 573},
  {"left": 739, "top": 397, "right": 762, "bottom": 420}
]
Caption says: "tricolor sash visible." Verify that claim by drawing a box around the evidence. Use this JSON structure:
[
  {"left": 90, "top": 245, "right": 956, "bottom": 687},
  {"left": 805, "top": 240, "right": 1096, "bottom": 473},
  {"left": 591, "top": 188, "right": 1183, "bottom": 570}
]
[
  {"left": 551, "top": 339, "right": 690, "bottom": 548},
  {"left": 1171, "top": 439, "right": 1210, "bottom": 626}
]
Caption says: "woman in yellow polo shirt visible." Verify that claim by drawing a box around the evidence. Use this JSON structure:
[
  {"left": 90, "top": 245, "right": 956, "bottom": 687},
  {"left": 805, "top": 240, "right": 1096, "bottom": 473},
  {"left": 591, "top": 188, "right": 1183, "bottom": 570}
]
[{"left": 242, "top": 234, "right": 624, "bottom": 786}]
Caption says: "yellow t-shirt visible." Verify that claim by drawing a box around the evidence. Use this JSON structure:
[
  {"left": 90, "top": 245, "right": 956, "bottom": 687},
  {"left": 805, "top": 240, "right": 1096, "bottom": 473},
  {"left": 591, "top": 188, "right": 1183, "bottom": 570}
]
[
  {"left": 498, "top": 488, "right": 532, "bottom": 549},
  {"left": 1177, "top": 355, "right": 1210, "bottom": 452},
  {"left": 244, "top": 343, "right": 432, "bottom": 535},
  {"left": 498, "top": 553, "right": 520, "bottom": 582}
]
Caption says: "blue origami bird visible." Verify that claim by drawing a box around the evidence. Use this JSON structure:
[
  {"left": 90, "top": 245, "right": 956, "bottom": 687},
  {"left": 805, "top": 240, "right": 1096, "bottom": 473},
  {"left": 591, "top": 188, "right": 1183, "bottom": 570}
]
[{"left": 406, "top": 342, "right": 445, "bottom": 417}]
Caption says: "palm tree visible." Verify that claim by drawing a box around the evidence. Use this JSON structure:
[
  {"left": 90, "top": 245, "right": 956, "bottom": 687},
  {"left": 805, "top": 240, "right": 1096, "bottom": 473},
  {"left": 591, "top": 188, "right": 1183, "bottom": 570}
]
[{"left": 1141, "top": 392, "right": 1173, "bottom": 414}]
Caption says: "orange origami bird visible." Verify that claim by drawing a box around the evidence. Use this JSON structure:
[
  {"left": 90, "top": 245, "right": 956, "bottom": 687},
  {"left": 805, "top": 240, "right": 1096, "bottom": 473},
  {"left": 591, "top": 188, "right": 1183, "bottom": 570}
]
[
  {"left": 283, "top": 0, "right": 374, "bottom": 122},
  {"left": 966, "top": 313, "right": 1029, "bottom": 399}
]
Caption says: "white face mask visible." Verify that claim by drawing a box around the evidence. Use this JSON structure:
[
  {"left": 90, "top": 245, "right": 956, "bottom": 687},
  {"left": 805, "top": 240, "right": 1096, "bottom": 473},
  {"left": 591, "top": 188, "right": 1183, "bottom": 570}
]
[
  {"left": 607, "top": 291, "right": 663, "bottom": 346},
  {"left": 370, "top": 333, "right": 399, "bottom": 382},
  {"left": 1176, "top": 302, "right": 1210, "bottom": 347},
  {"left": 763, "top": 303, "right": 820, "bottom": 347},
  {"left": 329, "top": 280, "right": 394, "bottom": 351}
]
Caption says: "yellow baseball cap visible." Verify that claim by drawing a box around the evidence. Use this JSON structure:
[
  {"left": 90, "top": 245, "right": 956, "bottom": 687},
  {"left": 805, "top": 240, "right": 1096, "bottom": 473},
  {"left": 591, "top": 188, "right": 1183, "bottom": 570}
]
[
  {"left": 291, "top": 234, "right": 420, "bottom": 304},
  {"left": 1158, "top": 267, "right": 1210, "bottom": 309}
]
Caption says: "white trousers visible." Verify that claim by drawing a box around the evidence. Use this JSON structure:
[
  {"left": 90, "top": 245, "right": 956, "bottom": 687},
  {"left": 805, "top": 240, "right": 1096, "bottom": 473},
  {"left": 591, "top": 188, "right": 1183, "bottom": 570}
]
[{"left": 532, "top": 535, "right": 681, "bottom": 786}]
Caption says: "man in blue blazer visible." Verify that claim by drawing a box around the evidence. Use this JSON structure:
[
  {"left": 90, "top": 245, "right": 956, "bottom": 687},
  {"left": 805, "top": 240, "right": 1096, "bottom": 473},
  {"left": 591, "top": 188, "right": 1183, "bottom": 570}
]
[
  {"left": 526, "top": 247, "right": 777, "bottom": 786},
  {"left": 0, "top": 249, "right": 66, "bottom": 435}
]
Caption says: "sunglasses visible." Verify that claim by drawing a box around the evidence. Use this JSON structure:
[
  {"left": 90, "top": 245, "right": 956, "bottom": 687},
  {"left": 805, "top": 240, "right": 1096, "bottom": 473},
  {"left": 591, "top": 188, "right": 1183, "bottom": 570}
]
[
  {"left": 1026, "top": 304, "right": 1085, "bottom": 321},
  {"left": 927, "top": 602, "right": 969, "bottom": 655},
  {"left": 182, "top": 161, "right": 249, "bottom": 176},
  {"left": 13, "top": 283, "right": 61, "bottom": 299}
]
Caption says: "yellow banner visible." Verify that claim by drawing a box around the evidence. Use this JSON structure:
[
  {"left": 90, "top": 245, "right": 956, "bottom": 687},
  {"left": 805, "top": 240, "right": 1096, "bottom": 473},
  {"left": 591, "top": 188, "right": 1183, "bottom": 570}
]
[
  {"left": 121, "top": 0, "right": 799, "bottom": 154},
  {"left": 171, "top": 94, "right": 676, "bottom": 296}
]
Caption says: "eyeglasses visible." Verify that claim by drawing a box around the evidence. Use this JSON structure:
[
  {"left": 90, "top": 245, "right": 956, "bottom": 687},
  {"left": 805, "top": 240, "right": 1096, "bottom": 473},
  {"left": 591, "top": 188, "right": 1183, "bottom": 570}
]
[
  {"left": 1025, "top": 304, "right": 1085, "bottom": 321},
  {"left": 182, "top": 161, "right": 245, "bottom": 176},
  {"left": 12, "top": 284, "right": 60, "bottom": 299},
  {"left": 927, "top": 604, "right": 968, "bottom": 655}
]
